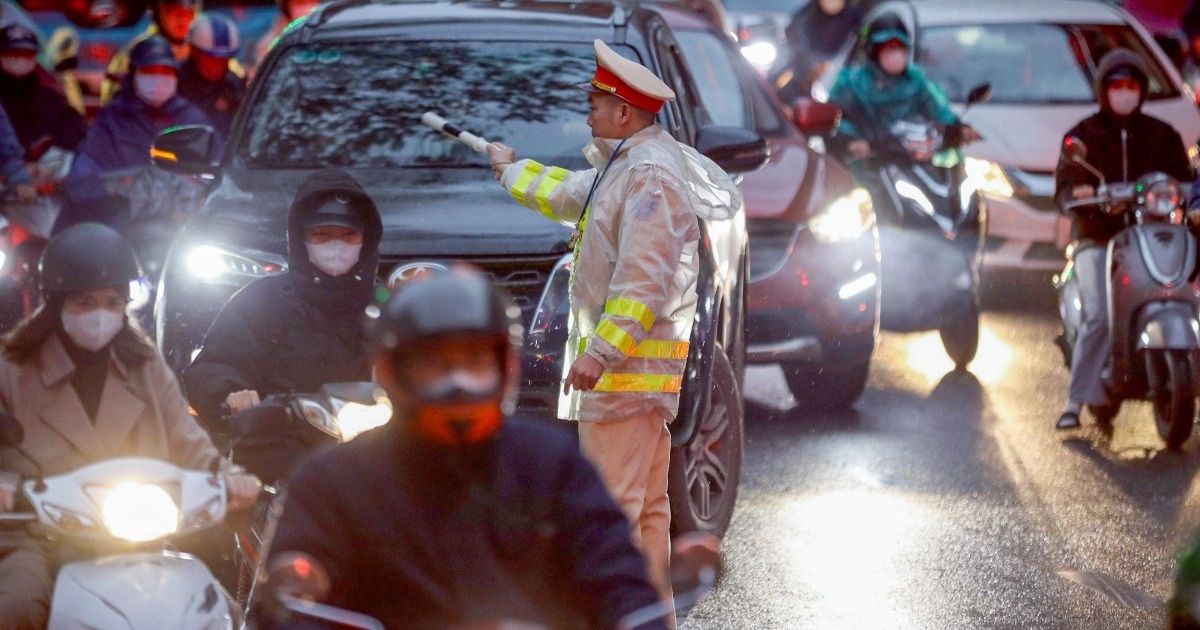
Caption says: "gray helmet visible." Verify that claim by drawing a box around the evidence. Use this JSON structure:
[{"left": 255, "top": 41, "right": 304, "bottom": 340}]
[{"left": 40, "top": 223, "right": 142, "bottom": 296}]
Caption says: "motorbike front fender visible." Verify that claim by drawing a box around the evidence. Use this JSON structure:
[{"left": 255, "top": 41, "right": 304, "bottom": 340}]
[
  {"left": 48, "top": 551, "right": 234, "bottom": 630},
  {"left": 1135, "top": 302, "right": 1200, "bottom": 350}
]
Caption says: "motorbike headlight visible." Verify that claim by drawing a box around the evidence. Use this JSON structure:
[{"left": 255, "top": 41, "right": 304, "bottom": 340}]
[
  {"left": 101, "top": 483, "right": 180, "bottom": 542},
  {"left": 964, "top": 158, "right": 1014, "bottom": 198},
  {"left": 1136, "top": 175, "right": 1183, "bottom": 219},
  {"left": 335, "top": 400, "right": 392, "bottom": 441},
  {"left": 298, "top": 398, "right": 339, "bottom": 438},
  {"left": 186, "top": 245, "right": 286, "bottom": 286},
  {"left": 809, "top": 188, "right": 875, "bottom": 243},
  {"left": 739, "top": 41, "right": 777, "bottom": 71}
]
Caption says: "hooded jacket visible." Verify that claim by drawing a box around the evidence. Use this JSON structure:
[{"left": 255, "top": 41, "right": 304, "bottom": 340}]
[
  {"left": 499, "top": 124, "right": 740, "bottom": 423},
  {"left": 1056, "top": 48, "right": 1193, "bottom": 247},
  {"left": 0, "top": 67, "right": 86, "bottom": 153},
  {"left": 184, "top": 168, "right": 383, "bottom": 424},
  {"left": 827, "top": 55, "right": 959, "bottom": 144}
]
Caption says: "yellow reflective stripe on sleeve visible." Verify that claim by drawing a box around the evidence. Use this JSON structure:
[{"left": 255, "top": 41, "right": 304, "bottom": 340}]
[
  {"left": 594, "top": 373, "right": 683, "bottom": 393},
  {"left": 604, "top": 298, "right": 656, "bottom": 331},
  {"left": 510, "top": 162, "right": 544, "bottom": 206},
  {"left": 534, "top": 167, "right": 569, "bottom": 220},
  {"left": 595, "top": 320, "right": 637, "bottom": 356},
  {"left": 630, "top": 340, "right": 689, "bottom": 360}
]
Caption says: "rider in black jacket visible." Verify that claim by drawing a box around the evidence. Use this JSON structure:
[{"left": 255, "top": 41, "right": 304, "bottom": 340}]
[
  {"left": 184, "top": 168, "right": 382, "bottom": 426},
  {"left": 1053, "top": 48, "right": 1194, "bottom": 430},
  {"left": 264, "top": 268, "right": 668, "bottom": 630}
]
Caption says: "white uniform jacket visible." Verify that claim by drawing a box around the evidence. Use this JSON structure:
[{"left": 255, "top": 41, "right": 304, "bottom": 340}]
[{"left": 500, "top": 124, "right": 740, "bottom": 422}]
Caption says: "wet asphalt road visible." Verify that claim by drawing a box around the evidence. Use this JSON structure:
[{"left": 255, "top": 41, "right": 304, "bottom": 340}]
[{"left": 684, "top": 273, "right": 1200, "bottom": 629}]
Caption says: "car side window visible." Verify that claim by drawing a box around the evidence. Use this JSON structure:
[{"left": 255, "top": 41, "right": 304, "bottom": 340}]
[
  {"left": 673, "top": 29, "right": 784, "bottom": 136},
  {"left": 653, "top": 26, "right": 699, "bottom": 145}
]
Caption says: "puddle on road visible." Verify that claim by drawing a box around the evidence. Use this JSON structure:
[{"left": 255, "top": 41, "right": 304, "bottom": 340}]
[{"left": 1056, "top": 569, "right": 1163, "bottom": 609}]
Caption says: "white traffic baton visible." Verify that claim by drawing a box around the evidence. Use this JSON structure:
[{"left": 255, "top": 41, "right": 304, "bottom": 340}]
[{"left": 421, "top": 112, "right": 490, "bottom": 153}]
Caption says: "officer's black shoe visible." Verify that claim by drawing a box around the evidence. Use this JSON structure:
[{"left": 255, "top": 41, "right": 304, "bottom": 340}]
[{"left": 1056, "top": 411, "right": 1081, "bottom": 430}]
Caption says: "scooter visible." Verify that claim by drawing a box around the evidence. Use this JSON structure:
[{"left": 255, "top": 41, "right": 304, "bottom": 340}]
[
  {"left": 1053, "top": 137, "right": 1200, "bottom": 448},
  {"left": 0, "top": 415, "right": 241, "bottom": 628},
  {"left": 835, "top": 83, "right": 992, "bottom": 369}
]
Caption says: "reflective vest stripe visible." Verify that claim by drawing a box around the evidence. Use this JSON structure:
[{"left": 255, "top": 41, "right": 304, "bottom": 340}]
[
  {"left": 595, "top": 373, "right": 683, "bottom": 393},
  {"left": 580, "top": 337, "right": 689, "bottom": 360},
  {"left": 510, "top": 162, "right": 544, "bottom": 207},
  {"left": 595, "top": 320, "right": 637, "bottom": 356},
  {"left": 604, "top": 297, "right": 656, "bottom": 331},
  {"left": 534, "top": 167, "right": 570, "bottom": 220}
]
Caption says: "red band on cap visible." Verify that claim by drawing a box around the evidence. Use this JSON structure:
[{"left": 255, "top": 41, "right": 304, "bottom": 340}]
[{"left": 592, "top": 65, "right": 665, "bottom": 114}]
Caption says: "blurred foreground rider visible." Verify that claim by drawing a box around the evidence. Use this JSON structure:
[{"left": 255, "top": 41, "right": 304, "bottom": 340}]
[
  {"left": 184, "top": 168, "right": 381, "bottom": 426},
  {"left": 1054, "top": 48, "right": 1192, "bottom": 430},
  {"left": 265, "top": 267, "right": 667, "bottom": 630}
]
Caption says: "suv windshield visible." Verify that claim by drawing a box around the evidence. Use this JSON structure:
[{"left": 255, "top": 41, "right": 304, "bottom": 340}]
[
  {"left": 916, "top": 23, "right": 1179, "bottom": 104},
  {"left": 722, "top": 0, "right": 804, "bottom": 12},
  {"left": 240, "top": 41, "right": 597, "bottom": 169}
]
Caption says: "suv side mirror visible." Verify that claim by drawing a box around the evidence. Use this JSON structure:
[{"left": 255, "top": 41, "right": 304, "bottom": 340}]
[
  {"left": 151, "top": 125, "right": 219, "bottom": 176},
  {"left": 696, "top": 126, "right": 769, "bottom": 174},
  {"left": 792, "top": 98, "right": 841, "bottom": 137}
]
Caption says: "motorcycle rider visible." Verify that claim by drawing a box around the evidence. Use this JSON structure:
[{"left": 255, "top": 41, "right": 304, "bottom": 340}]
[
  {"left": 178, "top": 13, "right": 245, "bottom": 138},
  {"left": 264, "top": 267, "right": 668, "bottom": 630},
  {"left": 101, "top": 0, "right": 201, "bottom": 105},
  {"left": 826, "top": 12, "right": 980, "bottom": 161},
  {"left": 0, "top": 23, "right": 86, "bottom": 157},
  {"left": 1054, "top": 48, "right": 1193, "bottom": 430},
  {"left": 0, "top": 222, "right": 260, "bottom": 627},
  {"left": 0, "top": 104, "right": 33, "bottom": 203},
  {"left": 250, "top": 0, "right": 321, "bottom": 74},
  {"left": 59, "top": 36, "right": 209, "bottom": 232},
  {"left": 184, "top": 168, "right": 381, "bottom": 428}
]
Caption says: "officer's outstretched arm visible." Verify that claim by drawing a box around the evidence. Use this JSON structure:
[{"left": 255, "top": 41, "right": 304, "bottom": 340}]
[{"left": 499, "top": 158, "right": 596, "bottom": 227}]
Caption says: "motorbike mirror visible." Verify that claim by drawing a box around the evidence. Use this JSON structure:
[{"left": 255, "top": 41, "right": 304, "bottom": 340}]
[
  {"left": 264, "top": 552, "right": 384, "bottom": 630},
  {"left": 151, "top": 125, "right": 220, "bottom": 177},
  {"left": 966, "top": 83, "right": 992, "bottom": 106},
  {"left": 1063, "top": 136, "right": 1088, "bottom": 163},
  {"left": 792, "top": 98, "right": 842, "bottom": 137},
  {"left": 0, "top": 413, "right": 23, "bottom": 448},
  {"left": 695, "top": 126, "right": 770, "bottom": 174}
]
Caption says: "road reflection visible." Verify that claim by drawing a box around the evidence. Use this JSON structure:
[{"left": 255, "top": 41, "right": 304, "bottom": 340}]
[{"left": 902, "top": 324, "right": 1014, "bottom": 385}]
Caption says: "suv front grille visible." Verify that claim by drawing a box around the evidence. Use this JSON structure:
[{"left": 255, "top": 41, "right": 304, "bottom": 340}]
[
  {"left": 379, "top": 254, "right": 563, "bottom": 324},
  {"left": 747, "top": 219, "right": 798, "bottom": 281}
]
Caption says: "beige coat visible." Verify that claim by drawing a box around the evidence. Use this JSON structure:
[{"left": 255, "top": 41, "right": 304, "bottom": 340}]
[
  {"left": 500, "top": 124, "right": 740, "bottom": 423},
  {"left": 0, "top": 335, "right": 221, "bottom": 479}
]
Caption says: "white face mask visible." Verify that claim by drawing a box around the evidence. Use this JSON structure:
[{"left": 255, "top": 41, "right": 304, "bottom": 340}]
[
  {"left": 306, "top": 240, "right": 362, "bottom": 277},
  {"left": 0, "top": 56, "right": 35, "bottom": 78},
  {"left": 61, "top": 309, "right": 125, "bottom": 352},
  {"left": 134, "top": 73, "right": 177, "bottom": 108},
  {"left": 1108, "top": 87, "right": 1141, "bottom": 116},
  {"left": 878, "top": 48, "right": 908, "bottom": 75}
]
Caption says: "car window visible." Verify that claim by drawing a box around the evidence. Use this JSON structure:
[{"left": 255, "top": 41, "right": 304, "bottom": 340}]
[
  {"left": 239, "top": 41, "right": 599, "bottom": 169},
  {"left": 673, "top": 30, "right": 785, "bottom": 135},
  {"left": 722, "top": 0, "right": 805, "bottom": 12},
  {"left": 917, "top": 23, "right": 1179, "bottom": 104},
  {"left": 654, "top": 27, "right": 699, "bottom": 145}
]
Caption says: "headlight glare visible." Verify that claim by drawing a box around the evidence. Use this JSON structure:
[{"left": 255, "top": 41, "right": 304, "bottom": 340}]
[
  {"left": 101, "top": 483, "right": 180, "bottom": 542},
  {"left": 964, "top": 157, "right": 1014, "bottom": 198},
  {"left": 739, "top": 41, "right": 777, "bottom": 69},
  {"left": 336, "top": 400, "right": 392, "bottom": 441},
  {"left": 186, "top": 245, "right": 286, "bottom": 285},
  {"left": 809, "top": 188, "right": 875, "bottom": 243}
]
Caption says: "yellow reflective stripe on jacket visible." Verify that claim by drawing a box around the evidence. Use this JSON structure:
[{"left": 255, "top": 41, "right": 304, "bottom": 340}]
[
  {"left": 595, "top": 320, "right": 637, "bottom": 356},
  {"left": 595, "top": 373, "right": 683, "bottom": 393},
  {"left": 534, "top": 167, "right": 569, "bottom": 220},
  {"left": 510, "top": 162, "right": 544, "bottom": 206},
  {"left": 579, "top": 337, "right": 689, "bottom": 359},
  {"left": 605, "top": 298, "right": 656, "bottom": 331}
]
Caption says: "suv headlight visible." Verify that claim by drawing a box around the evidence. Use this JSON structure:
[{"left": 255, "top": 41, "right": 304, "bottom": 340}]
[
  {"left": 808, "top": 188, "right": 874, "bottom": 243},
  {"left": 186, "top": 245, "right": 287, "bottom": 286},
  {"left": 964, "top": 157, "right": 1014, "bottom": 198}
]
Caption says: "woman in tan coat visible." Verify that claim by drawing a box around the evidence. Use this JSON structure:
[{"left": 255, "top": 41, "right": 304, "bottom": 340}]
[{"left": 0, "top": 222, "right": 260, "bottom": 628}]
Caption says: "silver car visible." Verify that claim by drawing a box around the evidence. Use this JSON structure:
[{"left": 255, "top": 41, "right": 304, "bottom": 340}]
[{"left": 816, "top": 0, "right": 1200, "bottom": 273}]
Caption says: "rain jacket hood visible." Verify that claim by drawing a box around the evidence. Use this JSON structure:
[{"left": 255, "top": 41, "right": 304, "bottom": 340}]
[
  {"left": 1095, "top": 48, "right": 1150, "bottom": 114},
  {"left": 286, "top": 168, "right": 383, "bottom": 309}
]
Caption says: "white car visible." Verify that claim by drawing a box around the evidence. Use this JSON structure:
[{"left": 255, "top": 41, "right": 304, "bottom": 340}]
[{"left": 816, "top": 0, "right": 1200, "bottom": 273}]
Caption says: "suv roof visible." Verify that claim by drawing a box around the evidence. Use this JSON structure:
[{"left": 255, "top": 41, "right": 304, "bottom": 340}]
[{"left": 881, "top": 0, "right": 1127, "bottom": 26}]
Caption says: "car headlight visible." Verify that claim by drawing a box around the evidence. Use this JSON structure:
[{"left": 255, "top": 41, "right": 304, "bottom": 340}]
[
  {"left": 335, "top": 400, "right": 392, "bottom": 441},
  {"left": 186, "top": 245, "right": 286, "bottom": 286},
  {"left": 809, "top": 188, "right": 875, "bottom": 243},
  {"left": 964, "top": 157, "right": 1014, "bottom": 198},
  {"left": 739, "top": 41, "right": 777, "bottom": 70},
  {"left": 101, "top": 483, "right": 180, "bottom": 542}
]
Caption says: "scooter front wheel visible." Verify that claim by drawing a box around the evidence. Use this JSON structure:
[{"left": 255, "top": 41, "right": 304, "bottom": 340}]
[
  {"left": 1152, "top": 349, "right": 1195, "bottom": 449},
  {"left": 940, "top": 300, "right": 980, "bottom": 371}
]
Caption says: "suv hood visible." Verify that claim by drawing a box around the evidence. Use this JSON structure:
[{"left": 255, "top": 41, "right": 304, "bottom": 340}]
[{"left": 199, "top": 167, "right": 573, "bottom": 257}]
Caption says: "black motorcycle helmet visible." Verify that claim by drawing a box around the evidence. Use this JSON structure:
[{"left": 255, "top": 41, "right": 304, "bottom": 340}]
[
  {"left": 863, "top": 13, "right": 911, "bottom": 60},
  {"left": 40, "top": 223, "right": 142, "bottom": 298},
  {"left": 129, "top": 36, "right": 179, "bottom": 71},
  {"left": 368, "top": 266, "right": 523, "bottom": 446},
  {"left": 151, "top": 0, "right": 201, "bottom": 45}
]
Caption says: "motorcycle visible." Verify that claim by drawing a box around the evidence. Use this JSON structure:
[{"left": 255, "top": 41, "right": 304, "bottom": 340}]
[
  {"left": 1053, "top": 137, "right": 1200, "bottom": 448},
  {"left": 835, "top": 83, "right": 992, "bottom": 369},
  {"left": 0, "top": 414, "right": 241, "bottom": 628}
]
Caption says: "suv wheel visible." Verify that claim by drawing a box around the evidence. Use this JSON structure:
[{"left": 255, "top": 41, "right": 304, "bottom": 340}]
[
  {"left": 669, "top": 347, "right": 743, "bottom": 538},
  {"left": 784, "top": 360, "right": 870, "bottom": 411}
]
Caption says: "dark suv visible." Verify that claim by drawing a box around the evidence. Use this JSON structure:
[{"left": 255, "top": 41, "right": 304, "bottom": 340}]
[{"left": 152, "top": 0, "right": 762, "bottom": 536}]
